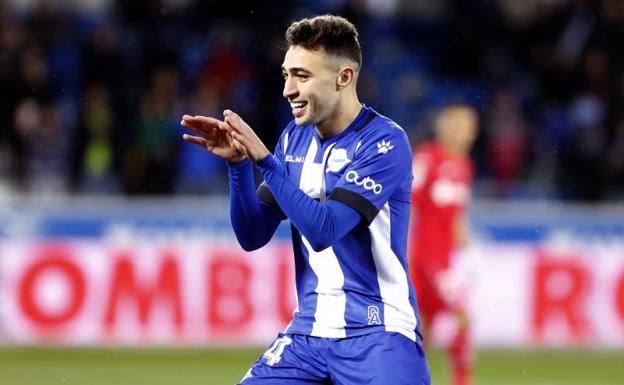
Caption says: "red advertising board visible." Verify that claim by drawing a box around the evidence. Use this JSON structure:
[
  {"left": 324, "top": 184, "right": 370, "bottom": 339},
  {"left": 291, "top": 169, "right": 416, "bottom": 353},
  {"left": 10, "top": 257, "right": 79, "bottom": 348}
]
[{"left": 1, "top": 240, "right": 623, "bottom": 346}]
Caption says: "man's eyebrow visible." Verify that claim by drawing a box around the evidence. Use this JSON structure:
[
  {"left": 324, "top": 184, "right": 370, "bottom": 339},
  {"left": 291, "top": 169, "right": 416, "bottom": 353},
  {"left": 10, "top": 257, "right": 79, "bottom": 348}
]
[{"left": 281, "top": 66, "right": 312, "bottom": 74}]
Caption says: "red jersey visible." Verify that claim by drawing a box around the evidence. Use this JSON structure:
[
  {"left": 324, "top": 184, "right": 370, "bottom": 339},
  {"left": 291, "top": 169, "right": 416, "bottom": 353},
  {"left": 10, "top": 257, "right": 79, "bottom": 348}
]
[{"left": 410, "top": 142, "right": 473, "bottom": 273}]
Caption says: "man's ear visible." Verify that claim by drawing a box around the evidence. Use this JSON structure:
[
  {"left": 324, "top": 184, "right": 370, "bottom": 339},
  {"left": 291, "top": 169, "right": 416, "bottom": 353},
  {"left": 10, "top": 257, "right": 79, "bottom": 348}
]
[{"left": 336, "top": 67, "right": 356, "bottom": 90}]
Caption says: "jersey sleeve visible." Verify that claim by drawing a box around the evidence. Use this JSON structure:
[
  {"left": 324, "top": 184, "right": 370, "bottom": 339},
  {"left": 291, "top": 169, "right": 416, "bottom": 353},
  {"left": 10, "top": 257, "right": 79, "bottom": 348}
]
[
  {"left": 257, "top": 123, "right": 292, "bottom": 219},
  {"left": 329, "top": 128, "right": 413, "bottom": 225}
]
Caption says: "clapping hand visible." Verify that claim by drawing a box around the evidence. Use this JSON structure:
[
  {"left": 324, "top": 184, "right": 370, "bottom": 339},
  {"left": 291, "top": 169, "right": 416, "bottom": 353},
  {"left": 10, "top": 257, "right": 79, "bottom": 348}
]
[
  {"left": 222, "top": 110, "right": 270, "bottom": 163},
  {"left": 180, "top": 114, "right": 245, "bottom": 163}
]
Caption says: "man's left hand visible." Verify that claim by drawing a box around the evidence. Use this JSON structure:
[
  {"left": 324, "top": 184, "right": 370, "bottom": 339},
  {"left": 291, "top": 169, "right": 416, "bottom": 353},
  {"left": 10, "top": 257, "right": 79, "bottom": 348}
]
[{"left": 223, "top": 109, "right": 271, "bottom": 163}]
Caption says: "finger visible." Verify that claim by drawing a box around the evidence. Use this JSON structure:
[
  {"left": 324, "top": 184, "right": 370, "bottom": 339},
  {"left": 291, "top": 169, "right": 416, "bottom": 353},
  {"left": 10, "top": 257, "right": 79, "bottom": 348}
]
[
  {"left": 182, "top": 122, "right": 216, "bottom": 139},
  {"left": 224, "top": 115, "right": 246, "bottom": 134},
  {"left": 223, "top": 109, "right": 243, "bottom": 119},
  {"left": 228, "top": 131, "right": 241, "bottom": 150},
  {"left": 230, "top": 130, "right": 248, "bottom": 146},
  {"left": 193, "top": 115, "right": 224, "bottom": 126},
  {"left": 183, "top": 117, "right": 225, "bottom": 138},
  {"left": 182, "top": 114, "right": 219, "bottom": 124},
  {"left": 223, "top": 115, "right": 238, "bottom": 131},
  {"left": 223, "top": 109, "right": 238, "bottom": 125},
  {"left": 181, "top": 115, "right": 212, "bottom": 129},
  {"left": 182, "top": 134, "right": 208, "bottom": 147},
  {"left": 223, "top": 110, "right": 245, "bottom": 128},
  {"left": 181, "top": 117, "right": 206, "bottom": 131},
  {"left": 181, "top": 115, "right": 223, "bottom": 132},
  {"left": 231, "top": 137, "right": 247, "bottom": 155},
  {"left": 228, "top": 129, "right": 245, "bottom": 147},
  {"left": 217, "top": 120, "right": 234, "bottom": 133}
]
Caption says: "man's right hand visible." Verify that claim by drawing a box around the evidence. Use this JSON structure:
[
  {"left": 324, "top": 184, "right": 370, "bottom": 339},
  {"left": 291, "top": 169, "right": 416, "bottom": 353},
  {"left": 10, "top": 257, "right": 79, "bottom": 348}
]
[{"left": 180, "top": 115, "right": 246, "bottom": 163}]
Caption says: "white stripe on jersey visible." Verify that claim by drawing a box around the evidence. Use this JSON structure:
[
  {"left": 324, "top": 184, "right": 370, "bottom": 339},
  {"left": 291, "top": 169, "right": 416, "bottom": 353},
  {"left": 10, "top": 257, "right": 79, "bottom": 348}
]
[
  {"left": 298, "top": 137, "right": 346, "bottom": 338},
  {"left": 283, "top": 132, "right": 289, "bottom": 154},
  {"left": 299, "top": 138, "right": 322, "bottom": 198},
  {"left": 302, "top": 237, "right": 347, "bottom": 338},
  {"left": 370, "top": 202, "right": 417, "bottom": 341}
]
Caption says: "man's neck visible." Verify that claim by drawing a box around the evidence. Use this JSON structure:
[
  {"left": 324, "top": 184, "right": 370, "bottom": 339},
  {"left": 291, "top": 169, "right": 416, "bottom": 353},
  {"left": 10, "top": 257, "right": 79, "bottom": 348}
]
[
  {"left": 438, "top": 142, "right": 467, "bottom": 158},
  {"left": 316, "top": 96, "right": 362, "bottom": 139}
]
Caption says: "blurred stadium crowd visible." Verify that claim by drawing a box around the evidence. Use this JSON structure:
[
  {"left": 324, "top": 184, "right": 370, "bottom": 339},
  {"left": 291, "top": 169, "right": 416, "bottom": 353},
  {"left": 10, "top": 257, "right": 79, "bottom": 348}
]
[{"left": 0, "top": 0, "right": 622, "bottom": 200}]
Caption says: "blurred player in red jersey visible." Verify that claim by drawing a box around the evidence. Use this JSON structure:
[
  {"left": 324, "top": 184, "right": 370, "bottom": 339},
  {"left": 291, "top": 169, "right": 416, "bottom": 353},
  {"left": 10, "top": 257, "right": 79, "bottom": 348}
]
[{"left": 409, "top": 104, "right": 478, "bottom": 385}]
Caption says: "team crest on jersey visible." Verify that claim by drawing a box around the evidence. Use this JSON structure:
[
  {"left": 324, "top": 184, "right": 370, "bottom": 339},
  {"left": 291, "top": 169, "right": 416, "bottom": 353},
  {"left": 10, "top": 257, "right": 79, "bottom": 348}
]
[
  {"left": 367, "top": 305, "right": 381, "bottom": 325},
  {"left": 376, "top": 140, "right": 394, "bottom": 154},
  {"left": 326, "top": 148, "right": 351, "bottom": 173}
]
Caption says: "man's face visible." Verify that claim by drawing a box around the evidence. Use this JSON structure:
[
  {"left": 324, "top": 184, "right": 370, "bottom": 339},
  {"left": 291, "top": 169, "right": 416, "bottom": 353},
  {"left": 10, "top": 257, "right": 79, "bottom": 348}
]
[
  {"left": 435, "top": 108, "right": 478, "bottom": 155},
  {"left": 281, "top": 46, "right": 340, "bottom": 126}
]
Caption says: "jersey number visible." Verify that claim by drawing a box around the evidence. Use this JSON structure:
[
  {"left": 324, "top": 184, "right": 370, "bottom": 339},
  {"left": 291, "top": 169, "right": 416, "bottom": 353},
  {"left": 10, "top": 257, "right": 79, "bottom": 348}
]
[{"left": 262, "top": 336, "right": 292, "bottom": 366}]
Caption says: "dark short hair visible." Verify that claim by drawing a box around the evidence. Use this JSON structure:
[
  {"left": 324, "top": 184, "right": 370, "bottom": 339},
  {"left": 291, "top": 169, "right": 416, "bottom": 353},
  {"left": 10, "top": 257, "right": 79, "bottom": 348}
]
[
  {"left": 439, "top": 103, "right": 478, "bottom": 119},
  {"left": 285, "top": 15, "right": 362, "bottom": 68}
]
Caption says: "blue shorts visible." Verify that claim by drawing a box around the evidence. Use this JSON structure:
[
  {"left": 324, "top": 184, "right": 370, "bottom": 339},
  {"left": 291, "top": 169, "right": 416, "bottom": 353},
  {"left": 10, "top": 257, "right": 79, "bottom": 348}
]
[{"left": 238, "top": 332, "right": 430, "bottom": 385}]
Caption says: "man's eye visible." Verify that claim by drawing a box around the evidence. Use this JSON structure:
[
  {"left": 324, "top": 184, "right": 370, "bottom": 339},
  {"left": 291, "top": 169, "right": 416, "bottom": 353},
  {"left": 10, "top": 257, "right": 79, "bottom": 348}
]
[{"left": 297, "top": 75, "right": 309, "bottom": 81}]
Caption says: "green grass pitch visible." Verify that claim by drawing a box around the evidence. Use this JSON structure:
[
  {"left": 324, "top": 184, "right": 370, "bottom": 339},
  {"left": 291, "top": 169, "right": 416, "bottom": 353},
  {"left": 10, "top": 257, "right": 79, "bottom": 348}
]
[{"left": 0, "top": 347, "right": 622, "bottom": 385}]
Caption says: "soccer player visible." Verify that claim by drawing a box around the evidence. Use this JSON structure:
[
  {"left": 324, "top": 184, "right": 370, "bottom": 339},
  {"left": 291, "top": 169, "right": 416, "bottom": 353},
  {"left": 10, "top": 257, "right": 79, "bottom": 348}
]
[
  {"left": 409, "top": 105, "right": 478, "bottom": 385},
  {"left": 181, "top": 15, "right": 430, "bottom": 385}
]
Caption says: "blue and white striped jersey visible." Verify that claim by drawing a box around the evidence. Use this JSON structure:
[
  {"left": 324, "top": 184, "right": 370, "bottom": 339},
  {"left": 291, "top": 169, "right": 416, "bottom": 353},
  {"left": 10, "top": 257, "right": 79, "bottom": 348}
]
[{"left": 258, "top": 106, "right": 421, "bottom": 342}]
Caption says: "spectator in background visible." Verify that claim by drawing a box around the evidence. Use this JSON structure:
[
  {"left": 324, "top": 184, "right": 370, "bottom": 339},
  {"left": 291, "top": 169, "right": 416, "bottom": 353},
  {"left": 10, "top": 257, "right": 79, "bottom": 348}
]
[
  {"left": 0, "top": 9, "right": 25, "bottom": 191},
  {"left": 557, "top": 91, "right": 607, "bottom": 201},
  {"left": 12, "top": 42, "right": 57, "bottom": 190},
  {"left": 203, "top": 34, "right": 251, "bottom": 102},
  {"left": 175, "top": 76, "right": 228, "bottom": 194},
  {"left": 485, "top": 89, "right": 530, "bottom": 198},
  {"left": 122, "top": 65, "right": 181, "bottom": 194},
  {"left": 201, "top": 31, "right": 258, "bottom": 131},
  {"left": 0, "top": 0, "right": 621, "bottom": 200},
  {"left": 606, "top": 115, "right": 624, "bottom": 199},
  {"left": 81, "top": 19, "right": 124, "bottom": 94},
  {"left": 71, "top": 80, "right": 119, "bottom": 193},
  {"left": 14, "top": 99, "right": 69, "bottom": 193}
]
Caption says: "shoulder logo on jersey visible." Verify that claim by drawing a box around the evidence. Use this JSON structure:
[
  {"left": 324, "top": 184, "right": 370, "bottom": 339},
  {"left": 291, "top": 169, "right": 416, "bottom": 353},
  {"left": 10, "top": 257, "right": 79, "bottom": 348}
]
[
  {"left": 285, "top": 155, "right": 305, "bottom": 163},
  {"left": 346, "top": 170, "right": 383, "bottom": 194},
  {"left": 326, "top": 148, "right": 351, "bottom": 173},
  {"left": 376, "top": 140, "right": 394, "bottom": 154},
  {"left": 367, "top": 305, "right": 381, "bottom": 325}
]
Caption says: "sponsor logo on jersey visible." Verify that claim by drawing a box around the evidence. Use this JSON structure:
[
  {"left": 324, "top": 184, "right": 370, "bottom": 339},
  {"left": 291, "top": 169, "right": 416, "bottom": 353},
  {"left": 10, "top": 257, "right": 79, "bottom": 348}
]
[
  {"left": 376, "top": 140, "right": 394, "bottom": 154},
  {"left": 285, "top": 155, "right": 305, "bottom": 163},
  {"left": 346, "top": 170, "right": 383, "bottom": 194}
]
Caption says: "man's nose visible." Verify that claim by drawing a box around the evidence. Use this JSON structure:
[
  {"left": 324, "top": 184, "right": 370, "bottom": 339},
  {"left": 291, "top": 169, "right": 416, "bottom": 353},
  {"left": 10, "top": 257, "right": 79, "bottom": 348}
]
[{"left": 283, "top": 78, "right": 298, "bottom": 99}]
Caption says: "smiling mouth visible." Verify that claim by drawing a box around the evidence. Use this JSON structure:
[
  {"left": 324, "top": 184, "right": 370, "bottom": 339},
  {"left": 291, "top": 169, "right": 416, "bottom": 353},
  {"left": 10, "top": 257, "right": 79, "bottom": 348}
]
[{"left": 290, "top": 101, "right": 308, "bottom": 117}]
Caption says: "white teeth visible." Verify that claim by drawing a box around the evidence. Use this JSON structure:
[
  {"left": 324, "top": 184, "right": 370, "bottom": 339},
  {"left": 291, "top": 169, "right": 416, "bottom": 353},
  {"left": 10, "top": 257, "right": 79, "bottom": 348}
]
[{"left": 290, "top": 101, "right": 306, "bottom": 108}]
